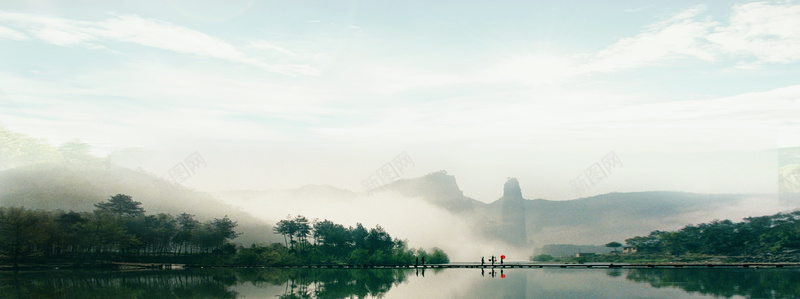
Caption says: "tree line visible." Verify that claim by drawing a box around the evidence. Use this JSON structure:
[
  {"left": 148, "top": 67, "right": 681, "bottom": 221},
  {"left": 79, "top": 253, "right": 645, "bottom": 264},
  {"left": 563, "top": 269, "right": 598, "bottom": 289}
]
[
  {"left": 0, "top": 194, "right": 238, "bottom": 268},
  {"left": 0, "top": 194, "right": 449, "bottom": 268},
  {"left": 259, "top": 214, "right": 449, "bottom": 266},
  {"left": 625, "top": 210, "right": 800, "bottom": 256}
]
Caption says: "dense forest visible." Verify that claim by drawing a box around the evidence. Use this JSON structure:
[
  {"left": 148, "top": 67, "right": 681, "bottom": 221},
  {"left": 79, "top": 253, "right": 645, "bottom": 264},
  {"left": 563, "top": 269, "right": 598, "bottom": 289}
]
[
  {"left": 0, "top": 194, "right": 448, "bottom": 269},
  {"left": 625, "top": 210, "right": 800, "bottom": 256},
  {"left": 268, "top": 214, "right": 448, "bottom": 266}
]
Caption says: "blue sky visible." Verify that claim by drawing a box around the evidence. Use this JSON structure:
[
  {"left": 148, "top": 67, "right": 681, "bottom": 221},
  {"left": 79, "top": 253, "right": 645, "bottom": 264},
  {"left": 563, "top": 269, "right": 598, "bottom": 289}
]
[{"left": 1, "top": 0, "right": 799, "bottom": 201}]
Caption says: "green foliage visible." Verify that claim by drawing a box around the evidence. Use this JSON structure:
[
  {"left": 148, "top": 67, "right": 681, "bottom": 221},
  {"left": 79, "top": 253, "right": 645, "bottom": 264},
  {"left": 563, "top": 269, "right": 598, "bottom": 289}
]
[
  {"left": 269, "top": 216, "right": 447, "bottom": 266},
  {"left": 624, "top": 231, "right": 666, "bottom": 253},
  {"left": 428, "top": 247, "right": 450, "bottom": 264},
  {"left": 94, "top": 194, "right": 145, "bottom": 217},
  {"left": 0, "top": 207, "right": 42, "bottom": 268},
  {"left": 0, "top": 197, "right": 241, "bottom": 265},
  {"left": 273, "top": 216, "right": 299, "bottom": 249},
  {"left": 414, "top": 247, "right": 449, "bottom": 264},
  {"left": 233, "top": 248, "right": 265, "bottom": 265},
  {"left": 0, "top": 203, "right": 448, "bottom": 267},
  {"left": 624, "top": 211, "right": 800, "bottom": 257},
  {"left": 605, "top": 241, "right": 622, "bottom": 252},
  {"left": 532, "top": 254, "right": 554, "bottom": 262}
]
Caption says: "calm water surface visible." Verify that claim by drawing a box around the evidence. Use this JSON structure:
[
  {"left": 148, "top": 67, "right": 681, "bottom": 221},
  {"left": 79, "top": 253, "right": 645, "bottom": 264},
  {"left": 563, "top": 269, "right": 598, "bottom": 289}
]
[{"left": 1, "top": 267, "right": 799, "bottom": 298}]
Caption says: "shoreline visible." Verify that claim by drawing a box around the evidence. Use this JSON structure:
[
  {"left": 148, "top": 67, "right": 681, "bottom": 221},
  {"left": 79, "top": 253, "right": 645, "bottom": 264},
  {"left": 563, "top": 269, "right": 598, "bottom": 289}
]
[{"left": 3, "top": 262, "right": 799, "bottom": 272}]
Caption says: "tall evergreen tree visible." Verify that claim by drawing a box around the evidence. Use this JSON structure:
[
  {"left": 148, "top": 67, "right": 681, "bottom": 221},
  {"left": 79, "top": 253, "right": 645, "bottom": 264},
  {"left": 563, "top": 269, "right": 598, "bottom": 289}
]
[{"left": 94, "top": 194, "right": 145, "bottom": 217}]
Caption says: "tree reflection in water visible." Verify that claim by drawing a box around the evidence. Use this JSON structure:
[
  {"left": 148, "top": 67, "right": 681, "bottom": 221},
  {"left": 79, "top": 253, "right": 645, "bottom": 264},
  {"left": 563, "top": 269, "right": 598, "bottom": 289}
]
[
  {"left": 0, "top": 268, "right": 238, "bottom": 298},
  {"left": 249, "top": 268, "right": 409, "bottom": 299},
  {"left": 624, "top": 268, "right": 800, "bottom": 299},
  {"left": 0, "top": 267, "right": 408, "bottom": 299},
  {"left": 4, "top": 267, "right": 800, "bottom": 298}
]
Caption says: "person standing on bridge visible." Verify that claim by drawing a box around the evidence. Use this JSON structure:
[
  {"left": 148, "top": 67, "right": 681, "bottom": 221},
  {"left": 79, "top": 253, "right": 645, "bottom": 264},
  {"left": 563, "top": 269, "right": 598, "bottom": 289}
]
[{"left": 481, "top": 256, "right": 485, "bottom": 266}]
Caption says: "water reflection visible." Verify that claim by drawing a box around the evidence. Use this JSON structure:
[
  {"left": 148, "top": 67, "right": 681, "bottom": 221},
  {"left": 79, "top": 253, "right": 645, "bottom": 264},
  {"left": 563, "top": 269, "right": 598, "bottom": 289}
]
[
  {"left": 0, "top": 268, "right": 408, "bottom": 299},
  {"left": 624, "top": 268, "right": 800, "bottom": 299},
  {"left": 0, "top": 269, "right": 239, "bottom": 299},
  {"left": 263, "top": 268, "right": 408, "bottom": 299},
  {"left": 1, "top": 267, "right": 799, "bottom": 298}
]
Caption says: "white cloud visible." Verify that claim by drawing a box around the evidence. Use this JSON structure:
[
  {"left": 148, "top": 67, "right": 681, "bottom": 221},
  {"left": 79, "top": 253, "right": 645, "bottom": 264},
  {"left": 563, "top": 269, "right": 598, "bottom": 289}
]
[
  {"left": 0, "top": 12, "right": 97, "bottom": 45},
  {"left": 248, "top": 40, "right": 301, "bottom": 57},
  {"left": 0, "top": 11, "right": 317, "bottom": 76},
  {"left": 587, "top": 2, "right": 800, "bottom": 73},
  {"left": 709, "top": 1, "right": 800, "bottom": 63},
  {"left": 32, "top": 27, "right": 95, "bottom": 45},
  {"left": 99, "top": 14, "right": 244, "bottom": 60},
  {"left": 586, "top": 5, "right": 718, "bottom": 72},
  {"left": 0, "top": 24, "right": 26, "bottom": 40}
]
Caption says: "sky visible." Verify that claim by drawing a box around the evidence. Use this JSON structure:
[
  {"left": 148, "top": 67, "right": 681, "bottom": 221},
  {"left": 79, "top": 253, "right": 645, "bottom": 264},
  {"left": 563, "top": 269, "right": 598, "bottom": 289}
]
[{"left": 1, "top": 0, "right": 799, "bottom": 202}]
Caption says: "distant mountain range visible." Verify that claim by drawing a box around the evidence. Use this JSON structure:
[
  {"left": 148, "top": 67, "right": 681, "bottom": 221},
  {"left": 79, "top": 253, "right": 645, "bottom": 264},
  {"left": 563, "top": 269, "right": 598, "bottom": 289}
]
[
  {"left": 380, "top": 171, "right": 799, "bottom": 246},
  {"left": 214, "top": 170, "right": 800, "bottom": 249},
  {"left": 2, "top": 161, "right": 798, "bottom": 254},
  {"left": 2, "top": 124, "right": 799, "bottom": 254}
]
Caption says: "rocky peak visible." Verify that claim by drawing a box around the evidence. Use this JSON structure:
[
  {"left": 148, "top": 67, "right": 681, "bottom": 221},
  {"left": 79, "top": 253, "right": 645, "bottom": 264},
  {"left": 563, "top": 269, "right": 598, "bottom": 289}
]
[{"left": 503, "top": 177, "right": 523, "bottom": 200}]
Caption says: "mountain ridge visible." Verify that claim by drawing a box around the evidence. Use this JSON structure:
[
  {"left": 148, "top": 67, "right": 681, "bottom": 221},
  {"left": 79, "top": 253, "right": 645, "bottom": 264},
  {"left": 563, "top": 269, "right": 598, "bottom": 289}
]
[
  {"left": 1, "top": 161, "right": 796, "bottom": 252},
  {"left": 0, "top": 162, "right": 277, "bottom": 245}
]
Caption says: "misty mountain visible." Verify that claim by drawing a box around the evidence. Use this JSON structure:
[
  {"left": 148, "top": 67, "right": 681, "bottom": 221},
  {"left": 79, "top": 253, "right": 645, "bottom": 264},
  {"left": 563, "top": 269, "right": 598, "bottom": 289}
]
[
  {"left": 376, "top": 171, "right": 798, "bottom": 247},
  {"left": 0, "top": 162, "right": 276, "bottom": 245},
  {"left": 387, "top": 170, "right": 483, "bottom": 212},
  {"left": 519, "top": 192, "right": 779, "bottom": 245},
  {"left": 5, "top": 122, "right": 797, "bottom": 256},
  {"left": 3, "top": 157, "right": 795, "bottom": 254},
  {"left": 215, "top": 169, "right": 796, "bottom": 250}
]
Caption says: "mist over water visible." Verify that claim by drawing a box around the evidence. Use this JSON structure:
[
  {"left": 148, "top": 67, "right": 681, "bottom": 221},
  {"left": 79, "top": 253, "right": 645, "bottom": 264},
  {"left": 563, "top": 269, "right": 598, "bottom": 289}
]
[{"left": 215, "top": 190, "right": 521, "bottom": 262}]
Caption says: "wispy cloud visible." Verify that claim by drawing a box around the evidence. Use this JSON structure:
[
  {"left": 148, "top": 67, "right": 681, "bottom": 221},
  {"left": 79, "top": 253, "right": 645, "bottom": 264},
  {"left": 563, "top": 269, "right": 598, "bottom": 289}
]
[
  {"left": 248, "top": 40, "right": 302, "bottom": 58},
  {"left": 473, "top": 2, "right": 800, "bottom": 85},
  {"left": 709, "top": 1, "right": 800, "bottom": 65},
  {"left": 585, "top": 5, "right": 718, "bottom": 72},
  {"left": 0, "top": 24, "right": 26, "bottom": 40},
  {"left": 586, "top": 2, "right": 800, "bottom": 73},
  {"left": 0, "top": 11, "right": 317, "bottom": 76},
  {"left": 101, "top": 14, "right": 243, "bottom": 59}
]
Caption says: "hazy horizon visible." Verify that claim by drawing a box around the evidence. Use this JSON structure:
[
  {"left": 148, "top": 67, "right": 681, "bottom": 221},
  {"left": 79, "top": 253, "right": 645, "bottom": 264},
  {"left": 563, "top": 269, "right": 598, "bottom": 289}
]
[{"left": 2, "top": 0, "right": 799, "bottom": 202}]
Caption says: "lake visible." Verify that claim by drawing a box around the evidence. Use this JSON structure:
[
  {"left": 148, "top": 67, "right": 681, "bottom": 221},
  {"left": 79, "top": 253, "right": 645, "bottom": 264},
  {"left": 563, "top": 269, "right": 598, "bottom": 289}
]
[{"left": 1, "top": 266, "right": 799, "bottom": 298}]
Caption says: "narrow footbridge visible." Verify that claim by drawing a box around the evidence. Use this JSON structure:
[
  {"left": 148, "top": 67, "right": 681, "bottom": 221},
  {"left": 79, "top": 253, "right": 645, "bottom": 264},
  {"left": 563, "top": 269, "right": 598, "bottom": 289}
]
[{"left": 260, "top": 262, "right": 800, "bottom": 269}]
